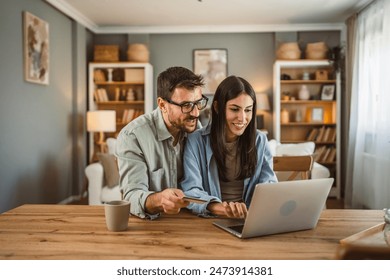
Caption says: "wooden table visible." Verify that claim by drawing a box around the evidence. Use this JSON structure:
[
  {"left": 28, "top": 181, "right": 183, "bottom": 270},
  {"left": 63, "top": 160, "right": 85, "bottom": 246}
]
[{"left": 0, "top": 204, "right": 384, "bottom": 260}]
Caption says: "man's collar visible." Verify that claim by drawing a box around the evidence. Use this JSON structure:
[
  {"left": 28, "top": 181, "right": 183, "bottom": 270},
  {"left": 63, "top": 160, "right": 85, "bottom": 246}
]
[{"left": 153, "top": 108, "right": 172, "bottom": 142}]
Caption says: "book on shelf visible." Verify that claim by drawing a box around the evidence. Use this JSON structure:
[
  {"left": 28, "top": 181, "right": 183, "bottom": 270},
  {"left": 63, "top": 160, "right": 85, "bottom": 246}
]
[
  {"left": 321, "top": 147, "right": 332, "bottom": 162},
  {"left": 122, "top": 109, "right": 129, "bottom": 124},
  {"left": 315, "top": 126, "right": 326, "bottom": 142},
  {"left": 306, "top": 128, "right": 319, "bottom": 141},
  {"left": 122, "top": 109, "right": 134, "bottom": 124},
  {"left": 121, "top": 109, "right": 145, "bottom": 125},
  {"left": 93, "top": 89, "right": 99, "bottom": 102},
  {"left": 126, "top": 109, "right": 135, "bottom": 123},
  {"left": 96, "top": 88, "right": 109, "bottom": 102},
  {"left": 313, "top": 146, "right": 326, "bottom": 162},
  {"left": 329, "top": 127, "right": 337, "bottom": 142},
  {"left": 323, "top": 127, "right": 331, "bottom": 142},
  {"left": 326, "top": 147, "right": 337, "bottom": 163}
]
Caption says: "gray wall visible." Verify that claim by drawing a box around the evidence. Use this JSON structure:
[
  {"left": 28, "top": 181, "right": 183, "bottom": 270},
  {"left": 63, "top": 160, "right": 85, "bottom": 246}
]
[{"left": 0, "top": 0, "right": 88, "bottom": 213}]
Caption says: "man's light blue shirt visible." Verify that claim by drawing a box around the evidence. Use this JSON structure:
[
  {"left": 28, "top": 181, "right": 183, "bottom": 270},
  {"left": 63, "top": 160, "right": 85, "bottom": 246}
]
[{"left": 116, "top": 108, "right": 183, "bottom": 219}]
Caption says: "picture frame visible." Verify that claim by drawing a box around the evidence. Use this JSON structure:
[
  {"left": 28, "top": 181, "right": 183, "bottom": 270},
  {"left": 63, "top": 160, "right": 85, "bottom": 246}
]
[
  {"left": 311, "top": 107, "right": 324, "bottom": 122},
  {"left": 320, "top": 84, "right": 335, "bottom": 100},
  {"left": 193, "top": 49, "right": 227, "bottom": 94},
  {"left": 23, "top": 11, "right": 49, "bottom": 85}
]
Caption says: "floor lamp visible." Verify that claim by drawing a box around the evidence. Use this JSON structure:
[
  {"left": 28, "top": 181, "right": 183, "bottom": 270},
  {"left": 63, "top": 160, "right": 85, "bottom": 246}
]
[
  {"left": 256, "top": 93, "right": 270, "bottom": 130},
  {"left": 87, "top": 110, "right": 116, "bottom": 153}
]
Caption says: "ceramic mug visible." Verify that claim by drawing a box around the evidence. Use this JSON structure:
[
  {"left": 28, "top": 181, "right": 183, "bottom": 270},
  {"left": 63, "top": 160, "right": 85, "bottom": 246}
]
[{"left": 104, "top": 200, "right": 130, "bottom": 232}]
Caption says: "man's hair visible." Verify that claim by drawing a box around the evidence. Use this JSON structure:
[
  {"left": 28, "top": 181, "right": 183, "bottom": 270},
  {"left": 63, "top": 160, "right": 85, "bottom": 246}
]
[
  {"left": 210, "top": 75, "right": 258, "bottom": 181},
  {"left": 157, "top": 66, "right": 204, "bottom": 99}
]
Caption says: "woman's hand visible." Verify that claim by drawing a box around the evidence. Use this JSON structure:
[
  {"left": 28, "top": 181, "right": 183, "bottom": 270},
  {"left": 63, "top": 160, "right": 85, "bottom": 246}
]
[{"left": 207, "top": 201, "right": 247, "bottom": 218}]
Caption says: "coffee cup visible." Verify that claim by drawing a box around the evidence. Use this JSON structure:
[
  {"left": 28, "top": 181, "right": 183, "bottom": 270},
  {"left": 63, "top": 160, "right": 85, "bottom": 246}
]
[{"left": 104, "top": 200, "right": 130, "bottom": 231}]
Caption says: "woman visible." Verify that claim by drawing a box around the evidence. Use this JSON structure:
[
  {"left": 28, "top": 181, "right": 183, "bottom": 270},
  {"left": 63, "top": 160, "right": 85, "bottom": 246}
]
[{"left": 181, "top": 75, "right": 277, "bottom": 218}]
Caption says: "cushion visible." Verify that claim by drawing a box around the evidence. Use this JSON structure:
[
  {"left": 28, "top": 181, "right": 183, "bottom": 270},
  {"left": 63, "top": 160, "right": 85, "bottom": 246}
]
[
  {"left": 106, "top": 138, "right": 117, "bottom": 155},
  {"left": 268, "top": 139, "right": 315, "bottom": 156},
  {"left": 97, "top": 153, "right": 119, "bottom": 188}
]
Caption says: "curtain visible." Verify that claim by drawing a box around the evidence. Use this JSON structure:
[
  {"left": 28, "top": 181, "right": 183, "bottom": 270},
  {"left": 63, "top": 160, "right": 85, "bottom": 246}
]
[
  {"left": 343, "top": 14, "right": 357, "bottom": 206},
  {"left": 346, "top": 0, "right": 390, "bottom": 209}
]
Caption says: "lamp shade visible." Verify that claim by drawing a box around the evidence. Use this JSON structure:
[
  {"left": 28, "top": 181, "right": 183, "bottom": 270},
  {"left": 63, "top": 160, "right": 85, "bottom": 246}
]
[
  {"left": 87, "top": 110, "right": 116, "bottom": 132},
  {"left": 256, "top": 93, "right": 270, "bottom": 111}
]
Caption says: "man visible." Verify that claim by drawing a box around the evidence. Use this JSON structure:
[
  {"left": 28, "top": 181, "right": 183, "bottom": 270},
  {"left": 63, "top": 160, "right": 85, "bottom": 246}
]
[{"left": 116, "top": 66, "right": 207, "bottom": 219}]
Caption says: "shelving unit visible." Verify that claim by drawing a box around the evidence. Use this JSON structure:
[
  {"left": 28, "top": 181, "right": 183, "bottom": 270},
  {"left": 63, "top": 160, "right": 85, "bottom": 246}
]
[
  {"left": 273, "top": 60, "right": 341, "bottom": 198},
  {"left": 88, "top": 62, "right": 153, "bottom": 161}
]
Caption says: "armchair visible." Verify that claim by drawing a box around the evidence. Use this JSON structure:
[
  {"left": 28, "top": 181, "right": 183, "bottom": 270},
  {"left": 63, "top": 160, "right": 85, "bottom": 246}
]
[
  {"left": 268, "top": 139, "right": 330, "bottom": 181},
  {"left": 85, "top": 138, "right": 121, "bottom": 205}
]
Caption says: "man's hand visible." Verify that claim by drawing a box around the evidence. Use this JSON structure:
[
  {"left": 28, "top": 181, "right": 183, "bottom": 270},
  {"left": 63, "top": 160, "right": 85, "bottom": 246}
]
[
  {"left": 207, "top": 201, "right": 247, "bottom": 219},
  {"left": 145, "top": 189, "right": 189, "bottom": 215}
]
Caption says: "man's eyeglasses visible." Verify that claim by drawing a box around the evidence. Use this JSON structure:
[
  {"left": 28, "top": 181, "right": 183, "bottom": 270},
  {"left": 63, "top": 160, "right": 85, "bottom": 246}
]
[{"left": 164, "top": 95, "right": 209, "bottom": 113}]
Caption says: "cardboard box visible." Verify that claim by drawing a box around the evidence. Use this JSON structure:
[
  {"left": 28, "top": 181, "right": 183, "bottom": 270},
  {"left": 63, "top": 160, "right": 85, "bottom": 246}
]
[{"left": 125, "top": 68, "right": 144, "bottom": 83}]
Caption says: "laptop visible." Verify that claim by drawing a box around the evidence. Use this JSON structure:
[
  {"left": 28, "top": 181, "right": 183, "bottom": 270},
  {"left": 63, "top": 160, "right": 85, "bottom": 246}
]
[{"left": 213, "top": 178, "right": 333, "bottom": 239}]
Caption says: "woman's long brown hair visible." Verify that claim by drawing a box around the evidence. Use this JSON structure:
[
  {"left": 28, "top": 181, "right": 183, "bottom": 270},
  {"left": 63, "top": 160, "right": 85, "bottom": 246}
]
[{"left": 210, "top": 75, "right": 258, "bottom": 181}]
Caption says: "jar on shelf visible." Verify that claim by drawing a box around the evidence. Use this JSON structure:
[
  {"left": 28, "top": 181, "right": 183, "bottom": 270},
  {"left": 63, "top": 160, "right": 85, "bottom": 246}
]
[
  {"left": 281, "top": 109, "right": 290, "bottom": 124},
  {"left": 298, "top": 85, "right": 310, "bottom": 100},
  {"left": 302, "top": 72, "right": 310, "bottom": 80},
  {"left": 127, "top": 88, "right": 135, "bottom": 101},
  {"left": 295, "top": 109, "right": 303, "bottom": 122}
]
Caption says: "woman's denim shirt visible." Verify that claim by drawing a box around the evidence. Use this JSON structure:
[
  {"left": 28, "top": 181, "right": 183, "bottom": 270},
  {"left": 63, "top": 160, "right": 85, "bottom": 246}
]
[{"left": 181, "top": 125, "right": 277, "bottom": 217}]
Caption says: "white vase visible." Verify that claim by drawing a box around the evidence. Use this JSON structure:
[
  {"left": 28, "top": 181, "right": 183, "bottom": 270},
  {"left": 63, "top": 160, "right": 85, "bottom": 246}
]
[
  {"left": 298, "top": 85, "right": 310, "bottom": 100},
  {"left": 295, "top": 109, "right": 303, "bottom": 122},
  {"left": 107, "top": 68, "right": 113, "bottom": 82}
]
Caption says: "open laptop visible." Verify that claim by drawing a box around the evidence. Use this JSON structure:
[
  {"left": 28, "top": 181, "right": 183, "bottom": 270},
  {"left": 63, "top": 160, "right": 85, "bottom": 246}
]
[{"left": 213, "top": 178, "right": 333, "bottom": 239}]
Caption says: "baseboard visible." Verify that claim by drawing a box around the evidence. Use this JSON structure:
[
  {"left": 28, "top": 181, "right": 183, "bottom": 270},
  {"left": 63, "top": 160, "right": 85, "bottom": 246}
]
[{"left": 58, "top": 191, "right": 88, "bottom": 205}]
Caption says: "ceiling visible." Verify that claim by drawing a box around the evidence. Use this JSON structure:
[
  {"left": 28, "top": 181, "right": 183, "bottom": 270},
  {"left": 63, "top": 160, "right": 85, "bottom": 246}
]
[{"left": 45, "top": 0, "right": 372, "bottom": 34}]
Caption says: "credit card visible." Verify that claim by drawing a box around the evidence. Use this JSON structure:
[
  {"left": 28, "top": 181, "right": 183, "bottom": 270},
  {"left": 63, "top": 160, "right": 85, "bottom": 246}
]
[{"left": 183, "top": 196, "right": 207, "bottom": 204}]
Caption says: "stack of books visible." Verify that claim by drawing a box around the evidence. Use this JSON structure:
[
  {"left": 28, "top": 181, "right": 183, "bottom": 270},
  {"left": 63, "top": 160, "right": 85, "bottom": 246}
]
[
  {"left": 121, "top": 109, "right": 144, "bottom": 124},
  {"left": 306, "top": 126, "right": 336, "bottom": 143}
]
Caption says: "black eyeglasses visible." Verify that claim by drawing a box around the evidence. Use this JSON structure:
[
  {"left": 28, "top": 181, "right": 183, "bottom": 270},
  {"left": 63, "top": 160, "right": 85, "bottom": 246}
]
[{"left": 164, "top": 95, "right": 209, "bottom": 113}]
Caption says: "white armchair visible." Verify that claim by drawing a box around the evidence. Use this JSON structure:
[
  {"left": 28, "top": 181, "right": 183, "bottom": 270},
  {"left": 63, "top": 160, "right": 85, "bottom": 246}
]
[
  {"left": 85, "top": 138, "right": 330, "bottom": 205},
  {"left": 268, "top": 139, "right": 330, "bottom": 180},
  {"left": 85, "top": 138, "right": 121, "bottom": 205}
]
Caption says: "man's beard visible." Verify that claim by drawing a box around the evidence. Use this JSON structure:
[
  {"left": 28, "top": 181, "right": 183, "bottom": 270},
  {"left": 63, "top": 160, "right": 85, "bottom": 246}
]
[{"left": 168, "top": 114, "right": 198, "bottom": 133}]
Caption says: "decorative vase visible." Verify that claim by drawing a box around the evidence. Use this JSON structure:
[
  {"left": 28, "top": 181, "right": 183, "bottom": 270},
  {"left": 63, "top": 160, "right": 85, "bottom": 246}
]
[
  {"left": 107, "top": 68, "right": 113, "bottom": 82},
  {"left": 298, "top": 85, "right": 310, "bottom": 100},
  {"left": 281, "top": 109, "right": 289, "bottom": 124},
  {"left": 295, "top": 109, "right": 303, "bottom": 122}
]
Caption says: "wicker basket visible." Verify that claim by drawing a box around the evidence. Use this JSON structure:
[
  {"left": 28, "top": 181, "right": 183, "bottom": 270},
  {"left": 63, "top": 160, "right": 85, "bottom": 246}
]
[
  {"left": 127, "top": 44, "right": 149, "bottom": 62},
  {"left": 305, "top": 42, "right": 328, "bottom": 59},
  {"left": 276, "top": 42, "right": 301, "bottom": 60},
  {"left": 94, "top": 45, "right": 119, "bottom": 62}
]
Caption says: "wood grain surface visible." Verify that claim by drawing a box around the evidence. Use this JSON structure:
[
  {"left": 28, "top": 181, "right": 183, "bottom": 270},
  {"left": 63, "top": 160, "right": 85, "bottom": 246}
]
[{"left": 0, "top": 204, "right": 383, "bottom": 260}]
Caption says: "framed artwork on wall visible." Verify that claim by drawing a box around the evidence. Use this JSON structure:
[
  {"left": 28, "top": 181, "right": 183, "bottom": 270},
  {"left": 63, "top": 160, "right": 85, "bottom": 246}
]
[
  {"left": 193, "top": 49, "right": 227, "bottom": 94},
  {"left": 23, "top": 11, "right": 49, "bottom": 85}
]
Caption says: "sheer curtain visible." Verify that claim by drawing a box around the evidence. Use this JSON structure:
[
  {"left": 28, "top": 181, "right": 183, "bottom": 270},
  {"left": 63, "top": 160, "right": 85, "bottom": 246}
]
[{"left": 346, "top": 0, "right": 390, "bottom": 209}]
